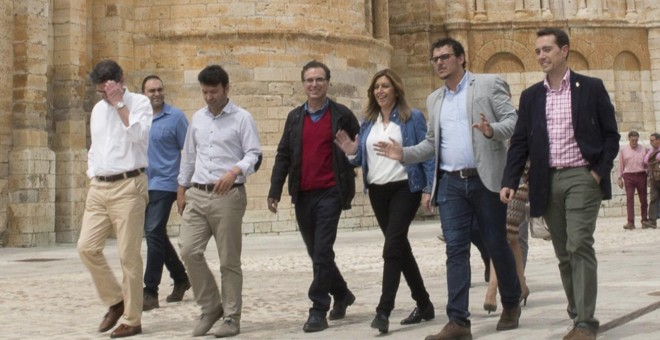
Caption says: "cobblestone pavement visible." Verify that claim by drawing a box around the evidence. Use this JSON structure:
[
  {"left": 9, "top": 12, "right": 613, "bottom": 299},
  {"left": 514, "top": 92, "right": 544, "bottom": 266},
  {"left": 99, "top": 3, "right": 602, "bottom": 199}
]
[{"left": 1, "top": 216, "right": 659, "bottom": 339}]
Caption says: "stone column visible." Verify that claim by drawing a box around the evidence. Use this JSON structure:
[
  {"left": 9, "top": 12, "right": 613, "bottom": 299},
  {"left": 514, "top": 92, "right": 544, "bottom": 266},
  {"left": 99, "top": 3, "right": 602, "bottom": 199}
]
[
  {"left": 52, "top": 0, "right": 89, "bottom": 243},
  {"left": 0, "top": 0, "right": 13, "bottom": 246},
  {"left": 625, "top": 0, "right": 638, "bottom": 21},
  {"left": 91, "top": 1, "right": 135, "bottom": 70},
  {"left": 372, "top": 0, "right": 389, "bottom": 41},
  {"left": 9, "top": 0, "right": 56, "bottom": 246},
  {"left": 474, "top": 0, "right": 487, "bottom": 21}
]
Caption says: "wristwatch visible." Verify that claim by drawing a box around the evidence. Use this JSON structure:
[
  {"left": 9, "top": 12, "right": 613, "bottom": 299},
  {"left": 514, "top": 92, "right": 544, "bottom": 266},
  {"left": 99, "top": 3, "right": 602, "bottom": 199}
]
[{"left": 114, "top": 101, "right": 126, "bottom": 110}]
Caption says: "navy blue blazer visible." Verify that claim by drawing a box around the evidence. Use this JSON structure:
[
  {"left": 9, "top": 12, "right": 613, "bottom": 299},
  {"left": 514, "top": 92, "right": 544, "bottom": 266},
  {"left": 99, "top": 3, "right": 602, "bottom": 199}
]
[{"left": 502, "top": 70, "right": 620, "bottom": 217}]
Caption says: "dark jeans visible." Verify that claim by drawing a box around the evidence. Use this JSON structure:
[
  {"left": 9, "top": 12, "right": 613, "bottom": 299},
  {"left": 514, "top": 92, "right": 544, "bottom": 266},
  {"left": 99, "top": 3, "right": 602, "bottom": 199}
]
[
  {"left": 144, "top": 190, "right": 188, "bottom": 296},
  {"left": 622, "top": 172, "right": 648, "bottom": 224},
  {"left": 295, "top": 186, "right": 350, "bottom": 315},
  {"left": 436, "top": 174, "right": 520, "bottom": 325},
  {"left": 368, "top": 180, "right": 431, "bottom": 316}
]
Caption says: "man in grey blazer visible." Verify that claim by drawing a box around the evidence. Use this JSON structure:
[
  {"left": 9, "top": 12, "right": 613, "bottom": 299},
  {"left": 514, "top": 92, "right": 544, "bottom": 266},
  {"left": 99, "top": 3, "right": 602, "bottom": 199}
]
[{"left": 375, "top": 38, "right": 521, "bottom": 340}]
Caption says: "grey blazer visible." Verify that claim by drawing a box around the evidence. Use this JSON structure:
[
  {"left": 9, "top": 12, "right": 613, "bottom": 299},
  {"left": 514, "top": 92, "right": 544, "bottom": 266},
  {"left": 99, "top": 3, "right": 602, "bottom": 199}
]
[{"left": 402, "top": 72, "right": 518, "bottom": 205}]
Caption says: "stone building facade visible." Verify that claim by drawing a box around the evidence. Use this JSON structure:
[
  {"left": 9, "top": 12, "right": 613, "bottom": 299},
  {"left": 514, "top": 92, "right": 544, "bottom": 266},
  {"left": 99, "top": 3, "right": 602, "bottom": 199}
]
[{"left": 1, "top": 0, "right": 658, "bottom": 246}]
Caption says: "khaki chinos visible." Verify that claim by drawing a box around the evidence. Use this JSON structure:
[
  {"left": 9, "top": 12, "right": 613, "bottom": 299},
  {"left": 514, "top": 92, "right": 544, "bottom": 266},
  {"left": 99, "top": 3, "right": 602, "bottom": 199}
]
[
  {"left": 543, "top": 167, "right": 601, "bottom": 330},
  {"left": 179, "top": 185, "right": 247, "bottom": 321},
  {"left": 77, "top": 174, "right": 149, "bottom": 327}
]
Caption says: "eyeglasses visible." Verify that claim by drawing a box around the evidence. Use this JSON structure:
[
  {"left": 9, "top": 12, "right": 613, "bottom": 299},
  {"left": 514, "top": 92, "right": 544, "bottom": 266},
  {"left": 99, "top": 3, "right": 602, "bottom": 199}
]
[
  {"left": 430, "top": 54, "right": 454, "bottom": 64},
  {"left": 304, "top": 77, "right": 327, "bottom": 85}
]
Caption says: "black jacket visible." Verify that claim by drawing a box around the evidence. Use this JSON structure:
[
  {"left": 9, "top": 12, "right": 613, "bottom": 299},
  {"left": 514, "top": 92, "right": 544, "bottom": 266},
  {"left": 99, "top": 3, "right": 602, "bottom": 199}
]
[
  {"left": 268, "top": 99, "right": 360, "bottom": 209},
  {"left": 502, "top": 71, "right": 620, "bottom": 217}
]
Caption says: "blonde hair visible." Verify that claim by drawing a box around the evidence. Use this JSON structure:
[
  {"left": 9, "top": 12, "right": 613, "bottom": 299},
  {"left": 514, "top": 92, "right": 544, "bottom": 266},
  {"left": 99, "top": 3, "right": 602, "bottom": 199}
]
[{"left": 364, "top": 69, "right": 412, "bottom": 123}]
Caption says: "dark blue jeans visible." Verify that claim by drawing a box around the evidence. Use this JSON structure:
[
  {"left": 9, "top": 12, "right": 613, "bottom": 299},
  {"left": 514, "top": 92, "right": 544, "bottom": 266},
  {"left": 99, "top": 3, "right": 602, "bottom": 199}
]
[
  {"left": 295, "top": 186, "right": 350, "bottom": 316},
  {"left": 144, "top": 190, "right": 188, "bottom": 296},
  {"left": 436, "top": 174, "right": 520, "bottom": 325}
]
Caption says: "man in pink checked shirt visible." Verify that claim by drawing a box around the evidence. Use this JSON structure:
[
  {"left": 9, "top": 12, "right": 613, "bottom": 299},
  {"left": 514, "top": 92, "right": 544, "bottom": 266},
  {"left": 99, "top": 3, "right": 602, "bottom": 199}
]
[
  {"left": 642, "top": 132, "right": 660, "bottom": 229},
  {"left": 616, "top": 131, "right": 650, "bottom": 230}
]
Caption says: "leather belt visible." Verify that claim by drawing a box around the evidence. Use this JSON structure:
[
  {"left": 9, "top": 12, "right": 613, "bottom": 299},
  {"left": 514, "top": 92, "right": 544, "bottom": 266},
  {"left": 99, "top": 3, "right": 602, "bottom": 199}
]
[
  {"left": 192, "top": 183, "right": 244, "bottom": 192},
  {"left": 445, "top": 168, "right": 479, "bottom": 179},
  {"left": 96, "top": 168, "right": 145, "bottom": 182}
]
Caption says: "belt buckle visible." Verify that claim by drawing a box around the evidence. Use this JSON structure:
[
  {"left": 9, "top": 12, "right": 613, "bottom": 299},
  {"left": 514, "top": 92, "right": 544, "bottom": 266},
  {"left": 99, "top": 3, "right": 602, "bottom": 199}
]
[{"left": 459, "top": 169, "right": 469, "bottom": 179}]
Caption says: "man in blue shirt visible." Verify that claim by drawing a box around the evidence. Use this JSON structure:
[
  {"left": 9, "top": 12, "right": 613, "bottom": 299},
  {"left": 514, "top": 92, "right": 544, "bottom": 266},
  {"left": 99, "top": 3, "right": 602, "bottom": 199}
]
[{"left": 141, "top": 75, "right": 191, "bottom": 311}]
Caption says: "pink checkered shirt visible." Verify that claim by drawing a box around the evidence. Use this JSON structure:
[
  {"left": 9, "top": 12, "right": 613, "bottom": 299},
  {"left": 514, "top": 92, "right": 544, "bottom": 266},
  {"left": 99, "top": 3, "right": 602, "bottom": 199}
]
[{"left": 544, "top": 69, "right": 588, "bottom": 168}]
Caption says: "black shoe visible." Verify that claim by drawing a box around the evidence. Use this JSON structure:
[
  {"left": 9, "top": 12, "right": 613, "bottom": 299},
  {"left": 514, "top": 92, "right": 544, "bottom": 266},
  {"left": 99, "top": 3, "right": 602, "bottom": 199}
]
[
  {"left": 167, "top": 279, "right": 191, "bottom": 302},
  {"left": 328, "top": 291, "right": 355, "bottom": 320},
  {"left": 371, "top": 313, "right": 389, "bottom": 333},
  {"left": 142, "top": 293, "right": 159, "bottom": 311},
  {"left": 401, "top": 302, "right": 435, "bottom": 325},
  {"left": 303, "top": 314, "right": 328, "bottom": 333}
]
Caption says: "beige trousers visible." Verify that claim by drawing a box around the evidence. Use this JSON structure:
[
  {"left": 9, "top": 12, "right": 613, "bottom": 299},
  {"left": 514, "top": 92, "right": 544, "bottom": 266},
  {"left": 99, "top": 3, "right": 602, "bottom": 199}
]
[
  {"left": 179, "top": 185, "right": 246, "bottom": 321},
  {"left": 77, "top": 174, "right": 148, "bottom": 327}
]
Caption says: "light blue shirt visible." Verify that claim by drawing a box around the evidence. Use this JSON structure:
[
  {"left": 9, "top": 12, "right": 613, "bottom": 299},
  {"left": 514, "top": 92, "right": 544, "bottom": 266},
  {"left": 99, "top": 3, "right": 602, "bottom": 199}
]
[
  {"left": 178, "top": 100, "right": 262, "bottom": 186},
  {"left": 147, "top": 103, "right": 188, "bottom": 192},
  {"left": 304, "top": 98, "right": 329, "bottom": 122},
  {"left": 439, "top": 71, "right": 476, "bottom": 171}
]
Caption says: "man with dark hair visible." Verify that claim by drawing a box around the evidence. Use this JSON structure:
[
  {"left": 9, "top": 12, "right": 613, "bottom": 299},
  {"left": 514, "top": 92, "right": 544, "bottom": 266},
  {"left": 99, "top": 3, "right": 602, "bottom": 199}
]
[
  {"left": 643, "top": 132, "right": 660, "bottom": 228},
  {"left": 616, "top": 130, "right": 649, "bottom": 230},
  {"left": 177, "top": 64, "right": 262, "bottom": 338},
  {"left": 140, "top": 75, "right": 191, "bottom": 311},
  {"left": 501, "top": 28, "right": 619, "bottom": 340},
  {"left": 78, "top": 59, "right": 152, "bottom": 338},
  {"left": 268, "top": 60, "right": 360, "bottom": 333},
  {"left": 374, "top": 38, "right": 521, "bottom": 339}
]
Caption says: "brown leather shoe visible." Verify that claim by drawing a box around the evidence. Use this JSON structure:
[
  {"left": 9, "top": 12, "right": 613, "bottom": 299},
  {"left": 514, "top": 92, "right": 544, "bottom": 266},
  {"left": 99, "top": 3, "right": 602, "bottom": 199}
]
[
  {"left": 623, "top": 223, "right": 635, "bottom": 230},
  {"left": 563, "top": 324, "right": 596, "bottom": 340},
  {"left": 496, "top": 305, "right": 521, "bottom": 331},
  {"left": 99, "top": 301, "right": 124, "bottom": 333},
  {"left": 110, "top": 324, "right": 142, "bottom": 338},
  {"left": 642, "top": 221, "right": 657, "bottom": 229},
  {"left": 425, "top": 320, "right": 472, "bottom": 340}
]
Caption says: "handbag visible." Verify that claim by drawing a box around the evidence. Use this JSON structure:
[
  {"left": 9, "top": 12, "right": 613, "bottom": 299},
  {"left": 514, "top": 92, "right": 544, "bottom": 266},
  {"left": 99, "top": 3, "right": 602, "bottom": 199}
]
[{"left": 529, "top": 210, "right": 551, "bottom": 240}]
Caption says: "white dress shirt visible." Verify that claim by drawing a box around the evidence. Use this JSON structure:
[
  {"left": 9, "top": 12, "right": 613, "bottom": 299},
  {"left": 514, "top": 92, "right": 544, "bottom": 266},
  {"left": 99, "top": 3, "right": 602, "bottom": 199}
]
[
  {"left": 178, "top": 101, "right": 262, "bottom": 186},
  {"left": 87, "top": 89, "right": 152, "bottom": 178}
]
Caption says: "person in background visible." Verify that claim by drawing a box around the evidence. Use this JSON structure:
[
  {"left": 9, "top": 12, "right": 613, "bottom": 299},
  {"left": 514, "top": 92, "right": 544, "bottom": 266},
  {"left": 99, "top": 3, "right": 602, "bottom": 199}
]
[
  {"left": 177, "top": 65, "right": 262, "bottom": 338},
  {"left": 141, "top": 75, "right": 191, "bottom": 311},
  {"left": 335, "top": 69, "right": 435, "bottom": 334},
  {"left": 78, "top": 59, "right": 152, "bottom": 338},
  {"left": 501, "top": 28, "right": 619, "bottom": 340},
  {"left": 268, "top": 60, "right": 360, "bottom": 333},
  {"left": 616, "top": 131, "right": 649, "bottom": 230},
  {"left": 643, "top": 132, "right": 660, "bottom": 229}
]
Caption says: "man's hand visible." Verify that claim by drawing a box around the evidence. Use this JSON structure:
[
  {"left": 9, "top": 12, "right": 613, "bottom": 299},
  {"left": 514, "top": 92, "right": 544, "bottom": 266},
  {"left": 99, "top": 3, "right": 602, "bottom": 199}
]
[
  {"left": 472, "top": 112, "right": 493, "bottom": 138},
  {"left": 334, "top": 130, "right": 358, "bottom": 155},
  {"left": 500, "top": 187, "right": 516, "bottom": 204},
  {"left": 617, "top": 177, "right": 624, "bottom": 189},
  {"left": 267, "top": 197, "right": 279, "bottom": 213},
  {"left": 213, "top": 170, "right": 239, "bottom": 195},
  {"left": 104, "top": 80, "right": 124, "bottom": 107},
  {"left": 373, "top": 138, "right": 404, "bottom": 161},
  {"left": 176, "top": 185, "right": 186, "bottom": 215}
]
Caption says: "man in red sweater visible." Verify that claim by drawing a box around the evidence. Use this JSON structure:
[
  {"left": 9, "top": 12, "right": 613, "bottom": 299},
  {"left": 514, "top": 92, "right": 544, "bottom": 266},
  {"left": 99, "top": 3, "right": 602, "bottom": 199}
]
[{"left": 268, "top": 60, "right": 360, "bottom": 333}]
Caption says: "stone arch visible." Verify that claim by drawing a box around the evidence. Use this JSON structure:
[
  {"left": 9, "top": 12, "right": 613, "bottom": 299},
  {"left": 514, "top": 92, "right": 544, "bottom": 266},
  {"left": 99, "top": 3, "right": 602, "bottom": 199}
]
[
  {"left": 613, "top": 51, "right": 645, "bottom": 131},
  {"left": 483, "top": 52, "right": 525, "bottom": 73},
  {"left": 568, "top": 50, "right": 589, "bottom": 70},
  {"left": 472, "top": 39, "right": 534, "bottom": 73}
]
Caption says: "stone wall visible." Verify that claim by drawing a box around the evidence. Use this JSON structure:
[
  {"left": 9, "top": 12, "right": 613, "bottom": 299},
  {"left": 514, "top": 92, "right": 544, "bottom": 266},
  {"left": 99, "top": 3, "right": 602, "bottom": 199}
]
[{"left": 1, "top": 0, "right": 659, "bottom": 246}]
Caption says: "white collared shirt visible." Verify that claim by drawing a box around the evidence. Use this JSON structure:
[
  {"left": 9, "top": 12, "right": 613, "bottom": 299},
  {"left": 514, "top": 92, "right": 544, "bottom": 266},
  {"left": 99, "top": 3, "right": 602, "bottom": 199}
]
[
  {"left": 178, "top": 101, "right": 262, "bottom": 186},
  {"left": 87, "top": 89, "right": 153, "bottom": 178}
]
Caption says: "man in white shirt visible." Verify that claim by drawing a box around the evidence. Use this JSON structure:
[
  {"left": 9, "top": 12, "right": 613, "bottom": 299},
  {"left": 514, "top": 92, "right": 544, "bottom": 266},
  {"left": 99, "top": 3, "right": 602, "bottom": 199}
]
[{"left": 77, "top": 60, "right": 152, "bottom": 339}]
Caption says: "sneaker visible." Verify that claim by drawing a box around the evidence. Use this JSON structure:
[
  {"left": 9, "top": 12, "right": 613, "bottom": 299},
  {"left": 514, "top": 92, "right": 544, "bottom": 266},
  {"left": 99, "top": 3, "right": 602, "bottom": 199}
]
[
  {"left": 142, "top": 293, "right": 159, "bottom": 311},
  {"left": 192, "top": 308, "right": 224, "bottom": 337},
  {"left": 563, "top": 323, "right": 596, "bottom": 340},
  {"left": 214, "top": 318, "right": 240, "bottom": 338},
  {"left": 167, "top": 279, "right": 191, "bottom": 302},
  {"left": 623, "top": 223, "right": 635, "bottom": 230},
  {"left": 328, "top": 291, "right": 355, "bottom": 320}
]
